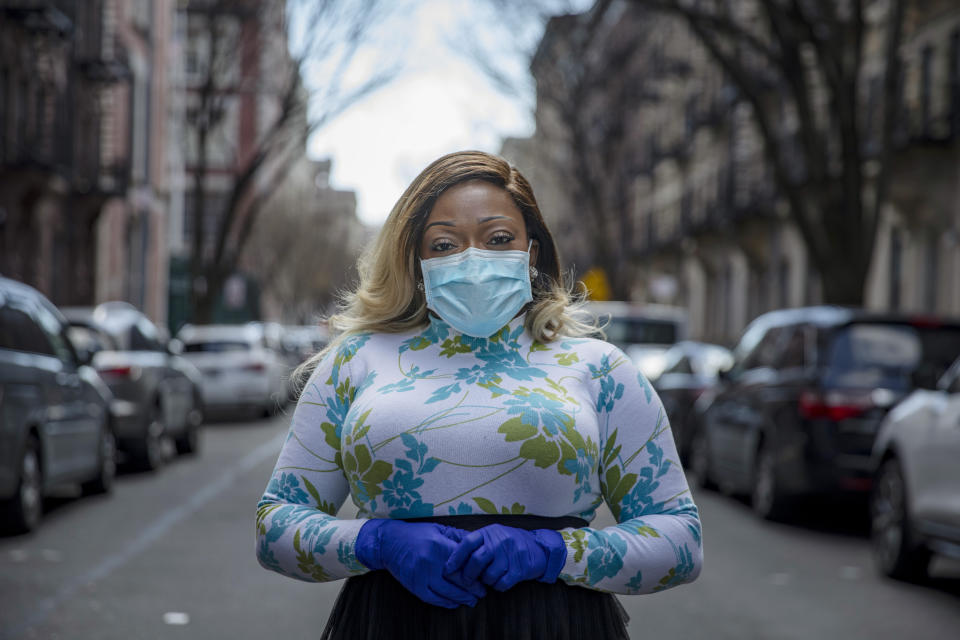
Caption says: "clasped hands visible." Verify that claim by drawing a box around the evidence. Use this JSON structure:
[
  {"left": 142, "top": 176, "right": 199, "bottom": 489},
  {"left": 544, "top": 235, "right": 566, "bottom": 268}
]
[{"left": 354, "top": 520, "right": 566, "bottom": 609}]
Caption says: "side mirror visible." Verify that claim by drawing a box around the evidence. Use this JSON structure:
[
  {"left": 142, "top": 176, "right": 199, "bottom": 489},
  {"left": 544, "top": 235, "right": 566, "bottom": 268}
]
[{"left": 167, "top": 338, "right": 184, "bottom": 356}]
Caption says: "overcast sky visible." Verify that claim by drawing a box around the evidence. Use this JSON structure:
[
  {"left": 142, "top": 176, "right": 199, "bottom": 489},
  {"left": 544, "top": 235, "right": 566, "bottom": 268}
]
[{"left": 301, "top": 0, "right": 584, "bottom": 227}]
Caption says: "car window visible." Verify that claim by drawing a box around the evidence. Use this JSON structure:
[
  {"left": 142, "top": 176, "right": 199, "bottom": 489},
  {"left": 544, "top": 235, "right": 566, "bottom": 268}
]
[
  {"left": 602, "top": 317, "right": 678, "bottom": 347},
  {"left": 33, "top": 304, "right": 75, "bottom": 363},
  {"left": 129, "top": 316, "right": 164, "bottom": 351},
  {"left": 820, "top": 323, "right": 960, "bottom": 390},
  {"left": 184, "top": 340, "right": 251, "bottom": 353},
  {"left": 68, "top": 325, "right": 118, "bottom": 353},
  {"left": 663, "top": 354, "right": 693, "bottom": 375},
  {"left": 777, "top": 326, "right": 806, "bottom": 370},
  {"left": 0, "top": 303, "right": 54, "bottom": 355},
  {"left": 740, "top": 327, "right": 784, "bottom": 371}
]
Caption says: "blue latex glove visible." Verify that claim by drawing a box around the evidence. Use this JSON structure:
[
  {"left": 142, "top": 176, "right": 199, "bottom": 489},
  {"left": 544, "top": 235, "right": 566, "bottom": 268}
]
[
  {"left": 355, "top": 519, "right": 486, "bottom": 608},
  {"left": 443, "top": 524, "right": 567, "bottom": 592}
]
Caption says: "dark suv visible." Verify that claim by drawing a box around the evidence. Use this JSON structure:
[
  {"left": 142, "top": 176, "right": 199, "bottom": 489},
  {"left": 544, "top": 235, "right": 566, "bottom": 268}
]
[
  {"left": 0, "top": 277, "right": 116, "bottom": 533},
  {"left": 690, "top": 306, "right": 960, "bottom": 520}
]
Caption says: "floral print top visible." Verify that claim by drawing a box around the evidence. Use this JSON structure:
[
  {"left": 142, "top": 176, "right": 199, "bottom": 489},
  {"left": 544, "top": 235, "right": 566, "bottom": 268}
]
[{"left": 256, "top": 314, "right": 703, "bottom": 594}]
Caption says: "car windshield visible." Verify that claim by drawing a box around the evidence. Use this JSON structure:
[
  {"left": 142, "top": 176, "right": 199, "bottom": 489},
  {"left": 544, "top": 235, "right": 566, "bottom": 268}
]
[
  {"left": 67, "top": 325, "right": 117, "bottom": 353},
  {"left": 184, "top": 340, "right": 251, "bottom": 353},
  {"left": 603, "top": 317, "right": 678, "bottom": 347},
  {"left": 825, "top": 322, "right": 960, "bottom": 390}
]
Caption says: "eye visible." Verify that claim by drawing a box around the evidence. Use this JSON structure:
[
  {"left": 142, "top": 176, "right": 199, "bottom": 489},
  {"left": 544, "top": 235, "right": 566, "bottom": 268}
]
[
  {"left": 489, "top": 232, "right": 514, "bottom": 246},
  {"left": 430, "top": 239, "right": 456, "bottom": 252}
]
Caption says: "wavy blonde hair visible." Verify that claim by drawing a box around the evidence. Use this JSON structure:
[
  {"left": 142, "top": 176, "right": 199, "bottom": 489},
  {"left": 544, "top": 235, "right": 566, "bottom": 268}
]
[{"left": 294, "top": 150, "right": 595, "bottom": 385}]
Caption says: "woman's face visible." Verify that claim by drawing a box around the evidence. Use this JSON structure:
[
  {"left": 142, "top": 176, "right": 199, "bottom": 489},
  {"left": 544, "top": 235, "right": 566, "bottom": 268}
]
[{"left": 419, "top": 180, "right": 539, "bottom": 266}]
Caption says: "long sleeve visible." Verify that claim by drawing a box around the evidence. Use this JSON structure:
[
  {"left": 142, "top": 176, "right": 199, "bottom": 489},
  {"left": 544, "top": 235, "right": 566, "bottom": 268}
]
[
  {"left": 255, "top": 335, "right": 373, "bottom": 582},
  {"left": 557, "top": 348, "right": 703, "bottom": 594}
]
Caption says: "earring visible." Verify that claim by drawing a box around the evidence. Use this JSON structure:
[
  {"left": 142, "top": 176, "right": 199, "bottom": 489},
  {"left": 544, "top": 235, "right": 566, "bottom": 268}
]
[
  {"left": 416, "top": 280, "right": 424, "bottom": 292},
  {"left": 529, "top": 266, "right": 539, "bottom": 279}
]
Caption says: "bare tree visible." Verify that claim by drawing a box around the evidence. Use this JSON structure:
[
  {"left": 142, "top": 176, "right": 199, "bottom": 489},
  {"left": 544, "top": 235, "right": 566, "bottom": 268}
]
[
  {"left": 246, "top": 159, "right": 364, "bottom": 322},
  {"left": 185, "top": 0, "right": 396, "bottom": 323},
  {"left": 629, "top": 0, "right": 906, "bottom": 305}
]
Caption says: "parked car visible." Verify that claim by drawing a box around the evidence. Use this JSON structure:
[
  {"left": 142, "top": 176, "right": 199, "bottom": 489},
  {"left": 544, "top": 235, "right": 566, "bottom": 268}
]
[
  {"left": 176, "top": 323, "right": 289, "bottom": 417},
  {"left": 0, "top": 277, "right": 116, "bottom": 533},
  {"left": 581, "top": 301, "right": 687, "bottom": 380},
  {"left": 653, "top": 341, "right": 734, "bottom": 462},
  {"left": 280, "top": 324, "right": 329, "bottom": 398},
  {"left": 63, "top": 302, "right": 204, "bottom": 468},
  {"left": 870, "top": 355, "right": 960, "bottom": 582},
  {"left": 691, "top": 306, "right": 960, "bottom": 521}
]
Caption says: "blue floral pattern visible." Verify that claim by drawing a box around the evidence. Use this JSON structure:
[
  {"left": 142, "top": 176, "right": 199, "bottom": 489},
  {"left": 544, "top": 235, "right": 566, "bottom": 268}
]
[{"left": 256, "top": 314, "right": 702, "bottom": 594}]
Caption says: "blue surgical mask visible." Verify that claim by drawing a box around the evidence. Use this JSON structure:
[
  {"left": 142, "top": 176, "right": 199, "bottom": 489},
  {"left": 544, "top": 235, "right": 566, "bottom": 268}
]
[{"left": 420, "top": 244, "right": 533, "bottom": 338}]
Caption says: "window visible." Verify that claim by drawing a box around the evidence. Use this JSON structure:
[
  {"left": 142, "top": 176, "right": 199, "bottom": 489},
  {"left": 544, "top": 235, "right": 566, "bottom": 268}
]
[
  {"left": 921, "top": 45, "right": 934, "bottom": 136},
  {"left": 129, "top": 316, "right": 164, "bottom": 351},
  {"left": 33, "top": 304, "right": 75, "bottom": 363},
  {"left": 741, "top": 327, "right": 784, "bottom": 371},
  {"left": 778, "top": 326, "right": 806, "bottom": 369},
  {"left": 950, "top": 29, "right": 960, "bottom": 138},
  {"left": 0, "top": 302, "right": 54, "bottom": 356}
]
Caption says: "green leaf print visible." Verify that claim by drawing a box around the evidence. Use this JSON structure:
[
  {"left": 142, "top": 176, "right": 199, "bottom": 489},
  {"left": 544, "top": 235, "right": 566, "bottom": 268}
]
[
  {"left": 554, "top": 351, "right": 580, "bottom": 366},
  {"left": 601, "top": 429, "right": 620, "bottom": 469},
  {"left": 407, "top": 336, "right": 432, "bottom": 351},
  {"left": 300, "top": 476, "right": 337, "bottom": 515},
  {"left": 519, "top": 435, "right": 560, "bottom": 468},
  {"left": 473, "top": 497, "right": 498, "bottom": 514},
  {"left": 558, "top": 440, "right": 577, "bottom": 476},
  {"left": 293, "top": 529, "right": 331, "bottom": 581},
  {"left": 439, "top": 336, "right": 473, "bottom": 358},
  {"left": 498, "top": 417, "right": 538, "bottom": 442},
  {"left": 529, "top": 341, "right": 550, "bottom": 354},
  {"left": 348, "top": 409, "right": 373, "bottom": 444},
  {"left": 563, "top": 529, "right": 589, "bottom": 563},
  {"left": 321, "top": 422, "right": 341, "bottom": 451},
  {"left": 472, "top": 497, "right": 527, "bottom": 514},
  {"left": 362, "top": 460, "right": 393, "bottom": 498},
  {"left": 355, "top": 444, "right": 372, "bottom": 473},
  {"left": 602, "top": 466, "right": 638, "bottom": 520},
  {"left": 504, "top": 502, "right": 526, "bottom": 515}
]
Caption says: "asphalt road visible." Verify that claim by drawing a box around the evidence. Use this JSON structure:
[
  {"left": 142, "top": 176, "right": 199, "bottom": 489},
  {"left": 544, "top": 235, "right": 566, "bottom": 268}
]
[{"left": 2, "top": 411, "right": 959, "bottom": 640}]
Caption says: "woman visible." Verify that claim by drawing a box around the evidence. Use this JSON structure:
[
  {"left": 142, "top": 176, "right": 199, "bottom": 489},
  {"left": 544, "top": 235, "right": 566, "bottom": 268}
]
[{"left": 256, "top": 151, "right": 702, "bottom": 639}]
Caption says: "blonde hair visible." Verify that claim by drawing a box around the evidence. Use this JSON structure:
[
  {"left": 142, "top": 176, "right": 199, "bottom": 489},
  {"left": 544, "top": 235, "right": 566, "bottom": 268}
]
[{"left": 294, "top": 150, "right": 595, "bottom": 386}]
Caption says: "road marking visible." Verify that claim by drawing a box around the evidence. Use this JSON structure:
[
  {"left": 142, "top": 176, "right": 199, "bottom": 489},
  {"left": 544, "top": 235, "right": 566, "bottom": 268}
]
[
  {"left": 162, "top": 612, "right": 190, "bottom": 625},
  {"left": 1, "top": 433, "right": 284, "bottom": 640}
]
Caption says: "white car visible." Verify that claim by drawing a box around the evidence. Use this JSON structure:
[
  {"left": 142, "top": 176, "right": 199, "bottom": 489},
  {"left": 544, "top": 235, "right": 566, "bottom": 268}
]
[
  {"left": 176, "top": 323, "right": 289, "bottom": 417},
  {"left": 870, "top": 356, "right": 960, "bottom": 581},
  {"left": 580, "top": 301, "right": 687, "bottom": 380}
]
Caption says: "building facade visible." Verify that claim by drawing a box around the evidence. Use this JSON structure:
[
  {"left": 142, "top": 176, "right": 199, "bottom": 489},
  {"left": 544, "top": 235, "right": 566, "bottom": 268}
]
[
  {"left": 508, "top": 0, "right": 960, "bottom": 346},
  {"left": 0, "top": 0, "right": 180, "bottom": 326}
]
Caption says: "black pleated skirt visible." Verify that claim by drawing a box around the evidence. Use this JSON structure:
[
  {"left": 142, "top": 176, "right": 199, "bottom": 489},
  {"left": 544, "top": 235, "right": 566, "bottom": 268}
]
[{"left": 320, "top": 514, "right": 630, "bottom": 640}]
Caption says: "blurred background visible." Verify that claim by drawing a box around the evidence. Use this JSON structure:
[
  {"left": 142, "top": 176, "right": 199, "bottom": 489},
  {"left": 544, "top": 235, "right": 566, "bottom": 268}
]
[{"left": 1, "top": 0, "right": 959, "bottom": 638}]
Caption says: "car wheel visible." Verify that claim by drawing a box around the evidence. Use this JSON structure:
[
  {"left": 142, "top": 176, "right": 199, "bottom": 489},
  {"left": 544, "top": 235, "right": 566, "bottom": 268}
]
[
  {"left": 175, "top": 395, "right": 203, "bottom": 456},
  {"left": 871, "top": 457, "right": 930, "bottom": 582},
  {"left": 137, "top": 403, "right": 166, "bottom": 471},
  {"left": 752, "top": 438, "right": 787, "bottom": 521},
  {"left": 0, "top": 435, "right": 43, "bottom": 534},
  {"left": 82, "top": 424, "right": 117, "bottom": 495},
  {"left": 689, "top": 427, "right": 715, "bottom": 490}
]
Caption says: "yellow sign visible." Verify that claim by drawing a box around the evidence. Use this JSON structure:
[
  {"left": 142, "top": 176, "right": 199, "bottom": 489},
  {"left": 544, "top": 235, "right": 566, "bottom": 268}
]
[{"left": 581, "top": 267, "right": 612, "bottom": 301}]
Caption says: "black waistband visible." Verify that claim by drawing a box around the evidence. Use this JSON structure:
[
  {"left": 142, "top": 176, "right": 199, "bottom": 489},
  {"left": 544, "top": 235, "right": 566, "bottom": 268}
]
[{"left": 401, "top": 514, "right": 587, "bottom": 532}]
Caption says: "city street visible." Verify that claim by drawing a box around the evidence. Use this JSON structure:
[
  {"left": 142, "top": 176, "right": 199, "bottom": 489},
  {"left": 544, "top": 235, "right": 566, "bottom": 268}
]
[{"left": 1, "top": 413, "right": 959, "bottom": 640}]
